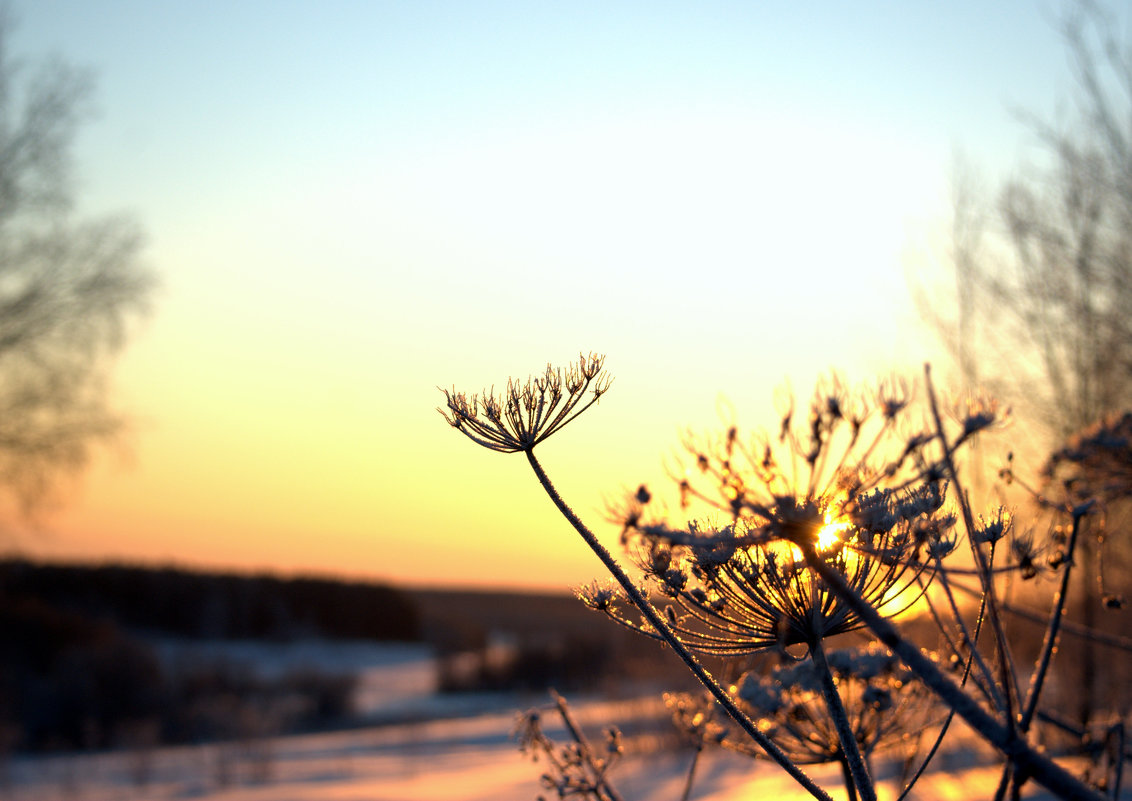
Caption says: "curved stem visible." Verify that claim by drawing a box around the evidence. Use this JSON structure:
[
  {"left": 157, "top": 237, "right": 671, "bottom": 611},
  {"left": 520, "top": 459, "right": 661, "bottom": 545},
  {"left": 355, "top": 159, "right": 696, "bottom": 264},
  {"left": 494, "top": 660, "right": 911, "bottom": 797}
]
[
  {"left": 679, "top": 717, "right": 709, "bottom": 801},
  {"left": 810, "top": 637, "right": 877, "bottom": 801},
  {"left": 1109, "top": 721, "right": 1125, "bottom": 801},
  {"left": 524, "top": 448, "right": 834, "bottom": 801},
  {"left": 998, "top": 506, "right": 1090, "bottom": 801}
]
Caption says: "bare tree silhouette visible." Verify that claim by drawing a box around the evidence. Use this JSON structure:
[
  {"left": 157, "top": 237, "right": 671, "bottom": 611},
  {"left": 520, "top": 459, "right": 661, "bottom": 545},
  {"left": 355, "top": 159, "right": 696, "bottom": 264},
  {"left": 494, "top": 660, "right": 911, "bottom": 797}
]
[
  {"left": 910, "top": 0, "right": 1132, "bottom": 737},
  {"left": 911, "top": 0, "right": 1132, "bottom": 446},
  {"left": 0, "top": 14, "right": 154, "bottom": 512}
]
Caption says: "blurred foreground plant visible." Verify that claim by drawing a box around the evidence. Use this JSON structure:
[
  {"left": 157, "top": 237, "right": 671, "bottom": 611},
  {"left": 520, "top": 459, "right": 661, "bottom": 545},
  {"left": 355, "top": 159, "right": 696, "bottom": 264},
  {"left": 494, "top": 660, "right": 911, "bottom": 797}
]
[
  {"left": 666, "top": 643, "right": 943, "bottom": 796},
  {"left": 440, "top": 355, "right": 1126, "bottom": 801}
]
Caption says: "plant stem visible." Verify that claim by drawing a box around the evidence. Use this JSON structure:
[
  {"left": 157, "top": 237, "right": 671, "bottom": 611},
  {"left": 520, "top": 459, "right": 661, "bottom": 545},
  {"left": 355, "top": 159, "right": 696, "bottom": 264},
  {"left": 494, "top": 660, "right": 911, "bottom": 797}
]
[
  {"left": 524, "top": 448, "right": 835, "bottom": 801},
  {"left": 950, "top": 587, "right": 1132, "bottom": 653},
  {"left": 931, "top": 559, "right": 1004, "bottom": 709},
  {"left": 551, "top": 690, "right": 624, "bottom": 801},
  {"left": 1019, "top": 506, "right": 1087, "bottom": 731},
  {"left": 839, "top": 755, "right": 860, "bottom": 801},
  {"left": 924, "top": 365, "right": 1021, "bottom": 724},
  {"left": 1109, "top": 721, "right": 1125, "bottom": 800},
  {"left": 810, "top": 637, "right": 877, "bottom": 801},
  {"left": 800, "top": 548, "right": 1108, "bottom": 801},
  {"left": 896, "top": 571, "right": 991, "bottom": 801},
  {"left": 679, "top": 727, "right": 707, "bottom": 801},
  {"left": 998, "top": 505, "right": 1089, "bottom": 801}
]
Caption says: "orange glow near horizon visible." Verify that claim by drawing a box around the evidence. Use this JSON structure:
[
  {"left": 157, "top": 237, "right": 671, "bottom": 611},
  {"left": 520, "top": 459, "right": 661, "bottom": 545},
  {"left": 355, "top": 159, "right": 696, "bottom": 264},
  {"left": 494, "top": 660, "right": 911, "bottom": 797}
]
[{"left": 5, "top": 0, "right": 1072, "bottom": 592}]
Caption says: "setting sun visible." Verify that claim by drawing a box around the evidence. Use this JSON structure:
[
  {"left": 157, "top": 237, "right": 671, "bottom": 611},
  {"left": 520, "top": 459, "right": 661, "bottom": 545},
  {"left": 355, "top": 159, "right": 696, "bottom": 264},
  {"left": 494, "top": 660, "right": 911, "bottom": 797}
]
[
  {"left": 816, "top": 513, "right": 852, "bottom": 551},
  {"left": 6, "top": 0, "right": 1071, "bottom": 594}
]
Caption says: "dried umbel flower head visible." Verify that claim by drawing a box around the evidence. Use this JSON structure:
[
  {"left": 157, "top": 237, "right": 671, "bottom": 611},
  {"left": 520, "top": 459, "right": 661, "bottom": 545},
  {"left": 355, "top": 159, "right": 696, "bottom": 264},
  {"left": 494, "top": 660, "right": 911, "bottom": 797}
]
[
  {"left": 1043, "top": 411, "right": 1132, "bottom": 502},
  {"left": 973, "top": 508, "right": 1013, "bottom": 545},
  {"left": 671, "top": 371, "right": 959, "bottom": 521},
  {"left": 607, "top": 489, "right": 946, "bottom": 656},
  {"left": 595, "top": 375, "right": 964, "bottom": 656},
  {"left": 1037, "top": 411, "right": 1132, "bottom": 612},
  {"left": 575, "top": 579, "right": 621, "bottom": 612},
  {"left": 669, "top": 644, "right": 938, "bottom": 767},
  {"left": 949, "top": 391, "right": 1010, "bottom": 440},
  {"left": 439, "top": 353, "right": 611, "bottom": 453}
]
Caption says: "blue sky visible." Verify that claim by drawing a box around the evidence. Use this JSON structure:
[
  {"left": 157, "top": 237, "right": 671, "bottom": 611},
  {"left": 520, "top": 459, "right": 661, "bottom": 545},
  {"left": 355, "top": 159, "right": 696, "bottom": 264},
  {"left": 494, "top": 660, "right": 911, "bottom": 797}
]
[{"left": 7, "top": 1, "right": 1107, "bottom": 588}]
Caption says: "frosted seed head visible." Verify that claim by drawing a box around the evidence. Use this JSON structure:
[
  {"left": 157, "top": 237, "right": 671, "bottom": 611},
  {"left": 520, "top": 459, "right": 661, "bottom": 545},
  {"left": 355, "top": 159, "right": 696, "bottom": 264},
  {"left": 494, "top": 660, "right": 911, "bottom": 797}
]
[
  {"left": 438, "top": 353, "right": 610, "bottom": 453},
  {"left": 737, "top": 672, "right": 784, "bottom": 713},
  {"left": 576, "top": 580, "right": 621, "bottom": 612},
  {"left": 974, "top": 509, "right": 1012, "bottom": 545}
]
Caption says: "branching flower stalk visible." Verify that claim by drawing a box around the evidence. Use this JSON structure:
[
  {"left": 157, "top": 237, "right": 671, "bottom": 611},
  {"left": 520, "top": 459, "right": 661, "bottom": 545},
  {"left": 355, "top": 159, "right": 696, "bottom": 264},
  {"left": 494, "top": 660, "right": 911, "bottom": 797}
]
[
  {"left": 440, "top": 354, "right": 834, "bottom": 801},
  {"left": 623, "top": 366, "right": 1110, "bottom": 801},
  {"left": 893, "top": 544, "right": 1007, "bottom": 801},
  {"left": 670, "top": 643, "right": 940, "bottom": 801},
  {"left": 1019, "top": 502, "right": 1090, "bottom": 731},
  {"left": 597, "top": 372, "right": 960, "bottom": 801},
  {"left": 923, "top": 367, "right": 1073, "bottom": 801},
  {"left": 516, "top": 691, "right": 625, "bottom": 801},
  {"left": 760, "top": 367, "right": 1108, "bottom": 801},
  {"left": 924, "top": 365, "right": 1023, "bottom": 729},
  {"left": 920, "top": 547, "right": 1004, "bottom": 711},
  {"left": 799, "top": 542, "right": 1107, "bottom": 801},
  {"left": 993, "top": 500, "right": 1092, "bottom": 800},
  {"left": 441, "top": 355, "right": 1115, "bottom": 801}
]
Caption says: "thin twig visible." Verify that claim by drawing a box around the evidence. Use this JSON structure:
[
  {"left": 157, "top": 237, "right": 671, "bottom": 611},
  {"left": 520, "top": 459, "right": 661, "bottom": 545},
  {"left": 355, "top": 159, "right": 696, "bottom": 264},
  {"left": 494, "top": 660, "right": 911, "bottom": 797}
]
[
  {"left": 551, "top": 690, "right": 625, "bottom": 801},
  {"left": 896, "top": 571, "right": 993, "bottom": 801},
  {"left": 924, "top": 365, "right": 1023, "bottom": 728},
  {"left": 678, "top": 704, "right": 711, "bottom": 801},
  {"left": 1020, "top": 504, "right": 1090, "bottom": 731},
  {"left": 1108, "top": 721, "right": 1125, "bottom": 801},
  {"left": 949, "top": 584, "right": 1132, "bottom": 653},
  {"left": 930, "top": 557, "right": 1007, "bottom": 711}
]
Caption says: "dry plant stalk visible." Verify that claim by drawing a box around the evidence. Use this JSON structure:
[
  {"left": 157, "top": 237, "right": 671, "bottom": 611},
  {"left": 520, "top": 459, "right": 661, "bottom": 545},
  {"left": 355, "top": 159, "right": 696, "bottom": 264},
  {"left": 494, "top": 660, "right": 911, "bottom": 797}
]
[{"left": 440, "top": 354, "right": 1125, "bottom": 801}]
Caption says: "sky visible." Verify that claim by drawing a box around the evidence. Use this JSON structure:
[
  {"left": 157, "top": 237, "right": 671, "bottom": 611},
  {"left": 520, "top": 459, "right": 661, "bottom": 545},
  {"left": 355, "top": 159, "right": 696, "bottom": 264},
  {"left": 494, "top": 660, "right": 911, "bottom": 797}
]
[{"left": 2, "top": 1, "right": 1099, "bottom": 591}]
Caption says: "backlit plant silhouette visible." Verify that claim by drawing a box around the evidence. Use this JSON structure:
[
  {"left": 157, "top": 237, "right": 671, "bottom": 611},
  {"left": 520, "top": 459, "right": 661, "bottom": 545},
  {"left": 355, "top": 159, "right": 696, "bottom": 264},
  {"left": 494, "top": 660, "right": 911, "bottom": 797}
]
[
  {"left": 439, "top": 354, "right": 1126, "bottom": 801},
  {"left": 665, "top": 642, "right": 943, "bottom": 798}
]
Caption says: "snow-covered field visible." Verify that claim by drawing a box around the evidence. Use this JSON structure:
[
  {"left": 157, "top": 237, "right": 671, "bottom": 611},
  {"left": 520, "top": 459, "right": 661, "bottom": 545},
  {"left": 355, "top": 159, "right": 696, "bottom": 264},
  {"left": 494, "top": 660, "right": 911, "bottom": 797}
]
[
  {"left": 4, "top": 704, "right": 1052, "bottom": 801},
  {"left": 148, "top": 638, "right": 439, "bottom": 717},
  {"left": 2, "top": 642, "right": 1093, "bottom": 800}
]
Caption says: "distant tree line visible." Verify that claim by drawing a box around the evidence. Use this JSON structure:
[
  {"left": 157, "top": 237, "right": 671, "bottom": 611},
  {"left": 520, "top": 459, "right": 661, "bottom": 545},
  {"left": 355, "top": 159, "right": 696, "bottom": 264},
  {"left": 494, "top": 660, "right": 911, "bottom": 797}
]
[
  {"left": 0, "top": 560, "right": 422, "bottom": 753},
  {"left": 0, "top": 591, "right": 359, "bottom": 752},
  {"left": 0, "top": 559, "right": 420, "bottom": 641}
]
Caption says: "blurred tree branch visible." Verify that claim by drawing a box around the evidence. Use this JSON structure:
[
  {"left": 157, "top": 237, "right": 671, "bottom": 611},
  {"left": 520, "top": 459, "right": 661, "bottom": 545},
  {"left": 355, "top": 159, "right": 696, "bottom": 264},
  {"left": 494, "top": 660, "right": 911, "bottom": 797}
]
[
  {"left": 0, "top": 11, "right": 155, "bottom": 513},
  {"left": 910, "top": 0, "right": 1132, "bottom": 742},
  {"left": 911, "top": 0, "right": 1132, "bottom": 445}
]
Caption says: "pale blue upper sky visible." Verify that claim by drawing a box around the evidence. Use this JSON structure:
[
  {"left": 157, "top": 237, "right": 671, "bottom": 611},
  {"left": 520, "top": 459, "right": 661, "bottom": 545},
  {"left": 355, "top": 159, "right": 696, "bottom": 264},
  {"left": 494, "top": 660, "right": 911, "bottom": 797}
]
[{"left": 7, "top": 1, "right": 1113, "bottom": 588}]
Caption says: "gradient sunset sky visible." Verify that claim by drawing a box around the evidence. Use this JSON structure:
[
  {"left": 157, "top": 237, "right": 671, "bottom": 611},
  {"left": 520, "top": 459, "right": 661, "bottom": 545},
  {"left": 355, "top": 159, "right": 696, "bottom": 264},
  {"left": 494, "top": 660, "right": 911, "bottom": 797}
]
[{"left": 6, "top": 1, "right": 1101, "bottom": 590}]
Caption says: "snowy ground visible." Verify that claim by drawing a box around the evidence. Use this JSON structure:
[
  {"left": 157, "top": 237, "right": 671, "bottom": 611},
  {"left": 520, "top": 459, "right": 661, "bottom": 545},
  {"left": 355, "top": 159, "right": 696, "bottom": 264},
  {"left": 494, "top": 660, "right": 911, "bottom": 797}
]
[
  {"left": 4, "top": 701, "right": 1063, "bottom": 801},
  {"left": 3, "top": 642, "right": 1105, "bottom": 800},
  {"left": 148, "top": 638, "right": 439, "bottom": 717}
]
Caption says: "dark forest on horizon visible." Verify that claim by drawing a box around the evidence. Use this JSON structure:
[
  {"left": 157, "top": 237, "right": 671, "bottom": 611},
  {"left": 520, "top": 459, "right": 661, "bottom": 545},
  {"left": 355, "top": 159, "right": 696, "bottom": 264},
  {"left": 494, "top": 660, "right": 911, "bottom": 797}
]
[{"left": 0, "top": 558, "right": 664, "bottom": 753}]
